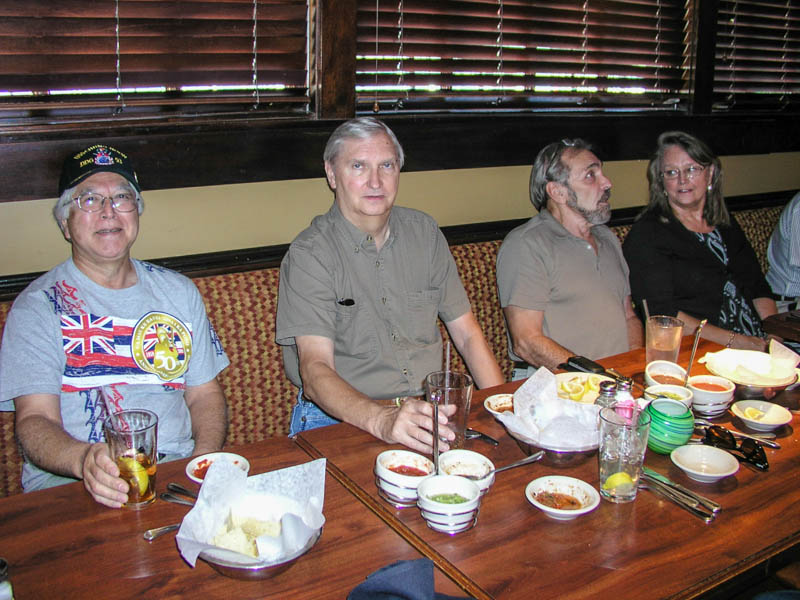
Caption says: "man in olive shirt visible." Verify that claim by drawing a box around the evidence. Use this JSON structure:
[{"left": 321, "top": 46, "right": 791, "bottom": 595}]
[
  {"left": 496, "top": 139, "right": 643, "bottom": 376},
  {"left": 276, "top": 117, "right": 503, "bottom": 454}
]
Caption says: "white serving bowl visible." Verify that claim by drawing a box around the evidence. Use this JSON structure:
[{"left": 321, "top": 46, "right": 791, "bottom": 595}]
[
  {"left": 525, "top": 475, "right": 600, "bottom": 521},
  {"left": 688, "top": 375, "right": 735, "bottom": 407},
  {"left": 731, "top": 400, "right": 793, "bottom": 432},
  {"left": 670, "top": 444, "right": 739, "bottom": 483},
  {"left": 186, "top": 452, "right": 250, "bottom": 484},
  {"left": 417, "top": 475, "right": 481, "bottom": 534},
  {"left": 484, "top": 393, "right": 514, "bottom": 418},
  {"left": 645, "top": 384, "right": 693, "bottom": 408},
  {"left": 645, "top": 360, "right": 687, "bottom": 388},
  {"left": 692, "top": 402, "right": 732, "bottom": 418},
  {"left": 374, "top": 450, "right": 434, "bottom": 508},
  {"left": 438, "top": 449, "right": 495, "bottom": 496}
]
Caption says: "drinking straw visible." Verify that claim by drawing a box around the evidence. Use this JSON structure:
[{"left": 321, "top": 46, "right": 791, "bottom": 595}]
[
  {"left": 100, "top": 385, "right": 130, "bottom": 432},
  {"left": 642, "top": 299, "right": 651, "bottom": 321},
  {"left": 444, "top": 342, "right": 451, "bottom": 440}
]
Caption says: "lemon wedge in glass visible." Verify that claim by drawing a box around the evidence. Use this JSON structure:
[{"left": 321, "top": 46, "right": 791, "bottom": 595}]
[
  {"left": 118, "top": 456, "right": 149, "bottom": 495},
  {"left": 602, "top": 471, "right": 634, "bottom": 493},
  {"left": 744, "top": 406, "right": 764, "bottom": 421}
]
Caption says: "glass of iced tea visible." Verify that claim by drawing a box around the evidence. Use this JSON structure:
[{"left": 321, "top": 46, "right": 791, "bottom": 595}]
[{"left": 104, "top": 409, "right": 158, "bottom": 509}]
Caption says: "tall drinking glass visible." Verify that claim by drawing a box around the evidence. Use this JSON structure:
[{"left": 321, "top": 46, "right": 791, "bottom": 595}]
[
  {"left": 646, "top": 315, "right": 684, "bottom": 364},
  {"left": 425, "top": 371, "right": 473, "bottom": 449},
  {"left": 598, "top": 406, "right": 650, "bottom": 503},
  {"left": 104, "top": 409, "right": 158, "bottom": 509}
]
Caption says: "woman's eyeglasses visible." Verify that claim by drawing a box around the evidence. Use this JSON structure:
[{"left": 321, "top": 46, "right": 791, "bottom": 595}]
[
  {"left": 702, "top": 426, "right": 769, "bottom": 471},
  {"left": 661, "top": 165, "right": 706, "bottom": 181}
]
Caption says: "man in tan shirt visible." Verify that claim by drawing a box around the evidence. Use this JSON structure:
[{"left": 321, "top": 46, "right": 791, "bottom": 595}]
[
  {"left": 276, "top": 117, "right": 503, "bottom": 453},
  {"left": 497, "top": 139, "right": 643, "bottom": 377}
]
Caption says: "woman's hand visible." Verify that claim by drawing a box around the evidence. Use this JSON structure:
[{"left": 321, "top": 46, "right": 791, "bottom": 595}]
[{"left": 731, "top": 333, "right": 768, "bottom": 352}]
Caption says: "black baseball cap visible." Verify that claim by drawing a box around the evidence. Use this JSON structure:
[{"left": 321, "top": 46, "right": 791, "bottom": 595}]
[{"left": 58, "top": 144, "right": 141, "bottom": 196}]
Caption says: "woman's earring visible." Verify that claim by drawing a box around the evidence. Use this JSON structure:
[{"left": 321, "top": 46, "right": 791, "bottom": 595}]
[{"left": 707, "top": 184, "right": 712, "bottom": 192}]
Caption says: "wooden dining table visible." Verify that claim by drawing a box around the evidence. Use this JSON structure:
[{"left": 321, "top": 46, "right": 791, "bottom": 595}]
[
  {"left": 0, "top": 435, "right": 464, "bottom": 599},
  {"left": 297, "top": 338, "right": 800, "bottom": 600}
]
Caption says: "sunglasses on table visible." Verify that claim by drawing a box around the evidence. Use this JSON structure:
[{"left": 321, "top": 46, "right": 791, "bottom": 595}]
[{"left": 702, "top": 426, "right": 769, "bottom": 471}]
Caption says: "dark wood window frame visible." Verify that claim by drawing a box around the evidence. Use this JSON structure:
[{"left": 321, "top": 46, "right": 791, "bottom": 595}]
[{"left": 1, "top": 0, "right": 799, "bottom": 204}]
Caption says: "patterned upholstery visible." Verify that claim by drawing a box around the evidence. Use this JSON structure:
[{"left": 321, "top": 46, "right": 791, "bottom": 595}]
[
  {"left": 0, "top": 301, "right": 20, "bottom": 497},
  {"left": 446, "top": 241, "right": 514, "bottom": 381},
  {"left": 734, "top": 206, "right": 784, "bottom": 276},
  {"left": 192, "top": 269, "right": 296, "bottom": 446},
  {"left": 0, "top": 206, "right": 785, "bottom": 498}
]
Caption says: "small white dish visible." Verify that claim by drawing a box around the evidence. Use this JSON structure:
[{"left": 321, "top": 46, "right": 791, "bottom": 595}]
[
  {"left": 670, "top": 444, "right": 739, "bottom": 483},
  {"left": 731, "top": 400, "right": 792, "bottom": 432},
  {"left": 645, "top": 383, "right": 693, "bottom": 408},
  {"left": 417, "top": 475, "right": 481, "bottom": 534},
  {"left": 374, "top": 450, "right": 434, "bottom": 508},
  {"left": 692, "top": 404, "right": 730, "bottom": 418},
  {"left": 645, "top": 360, "right": 687, "bottom": 388},
  {"left": 687, "top": 375, "right": 735, "bottom": 406},
  {"left": 186, "top": 452, "right": 250, "bottom": 484},
  {"left": 438, "top": 449, "right": 495, "bottom": 496},
  {"left": 484, "top": 393, "right": 514, "bottom": 418},
  {"left": 525, "top": 475, "right": 600, "bottom": 521}
]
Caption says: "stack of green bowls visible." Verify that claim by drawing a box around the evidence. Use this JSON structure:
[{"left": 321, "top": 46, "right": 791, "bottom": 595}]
[{"left": 645, "top": 398, "right": 694, "bottom": 454}]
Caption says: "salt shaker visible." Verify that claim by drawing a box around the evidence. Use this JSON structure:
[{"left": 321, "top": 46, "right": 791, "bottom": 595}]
[{"left": 596, "top": 380, "right": 617, "bottom": 408}]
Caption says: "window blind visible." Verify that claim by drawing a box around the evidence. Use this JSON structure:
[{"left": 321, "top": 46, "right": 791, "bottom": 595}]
[
  {"left": 0, "top": 0, "right": 309, "bottom": 127},
  {"left": 714, "top": 0, "right": 800, "bottom": 112},
  {"left": 355, "top": 0, "right": 691, "bottom": 114}
]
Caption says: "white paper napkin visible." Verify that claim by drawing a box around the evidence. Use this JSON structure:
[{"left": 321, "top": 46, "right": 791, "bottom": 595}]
[
  {"left": 497, "top": 367, "right": 600, "bottom": 450},
  {"left": 177, "top": 457, "right": 326, "bottom": 567}
]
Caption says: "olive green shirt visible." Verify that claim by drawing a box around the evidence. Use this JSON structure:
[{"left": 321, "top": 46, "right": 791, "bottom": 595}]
[
  {"left": 496, "top": 209, "right": 632, "bottom": 362},
  {"left": 276, "top": 203, "right": 471, "bottom": 398}
]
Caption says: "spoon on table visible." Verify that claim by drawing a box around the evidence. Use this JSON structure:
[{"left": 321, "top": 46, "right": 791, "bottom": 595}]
[
  {"left": 465, "top": 428, "right": 499, "bottom": 446},
  {"left": 159, "top": 492, "right": 195, "bottom": 507},
  {"left": 143, "top": 523, "right": 180, "bottom": 541},
  {"left": 167, "top": 482, "right": 198, "bottom": 499},
  {"left": 683, "top": 319, "right": 707, "bottom": 387},
  {"left": 460, "top": 450, "right": 545, "bottom": 481}
]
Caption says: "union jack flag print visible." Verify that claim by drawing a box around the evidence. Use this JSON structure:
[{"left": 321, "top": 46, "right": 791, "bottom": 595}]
[{"left": 62, "top": 314, "right": 115, "bottom": 355}]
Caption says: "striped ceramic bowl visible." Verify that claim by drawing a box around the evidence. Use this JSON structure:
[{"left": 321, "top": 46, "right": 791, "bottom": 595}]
[{"left": 645, "top": 398, "right": 695, "bottom": 455}]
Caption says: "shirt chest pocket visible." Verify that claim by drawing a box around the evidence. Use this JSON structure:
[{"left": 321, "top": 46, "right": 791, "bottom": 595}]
[
  {"left": 334, "top": 303, "right": 378, "bottom": 358},
  {"left": 406, "top": 289, "right": 441, "bottom": 345}
]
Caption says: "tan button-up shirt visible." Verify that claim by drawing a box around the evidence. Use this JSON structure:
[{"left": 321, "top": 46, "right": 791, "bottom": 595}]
[{"left": 277, "top": 203, "right": 471, "bottom": 398}]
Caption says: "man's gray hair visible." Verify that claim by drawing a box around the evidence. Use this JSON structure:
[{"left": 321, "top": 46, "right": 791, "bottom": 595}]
[
  {"left": 53, "top": 185, "right": 144, "bottom": 230},
  {"left": 323, "top": 117, "right": 405, "bottom": 169},
  {"left": 529, "top": 138, "right": 594, "bottom": 211}
]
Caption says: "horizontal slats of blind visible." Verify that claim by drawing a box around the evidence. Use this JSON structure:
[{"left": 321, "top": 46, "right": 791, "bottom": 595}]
[
  {"left": 714, "top": 0, "right": 800, "bottom": 111},
  {"left": 0, "top": 0, "right": 309, "bottom": 123},
  {"left": 355, "top": 0, "right": 690, "bottom": 113}
]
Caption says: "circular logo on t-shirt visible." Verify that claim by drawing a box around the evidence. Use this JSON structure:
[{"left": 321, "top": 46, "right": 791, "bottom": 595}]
[{"left": 131, "top": 312, "right": 192, "bottom": 381}]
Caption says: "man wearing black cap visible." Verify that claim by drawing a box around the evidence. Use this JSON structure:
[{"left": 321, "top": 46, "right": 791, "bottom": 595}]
[{"left": 0, "top": 145, "right": 230, "bottom": 508}]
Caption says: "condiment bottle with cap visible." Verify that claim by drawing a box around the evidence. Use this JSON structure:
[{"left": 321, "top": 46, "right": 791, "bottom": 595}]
[
  {"left": 613, "top": 377, "right": 635, "bottom": 419},
  {"left": 596, "top": 380, "right": 617, "bottom": 408}
]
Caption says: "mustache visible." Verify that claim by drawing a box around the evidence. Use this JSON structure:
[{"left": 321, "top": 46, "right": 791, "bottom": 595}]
[{"left": 601, "top": 190, "right": 611, "bottom": 203}]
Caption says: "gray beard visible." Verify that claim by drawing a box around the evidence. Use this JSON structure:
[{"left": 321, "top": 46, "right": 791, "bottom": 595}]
[{"left": 566, "top": 188, "right": 611, "bottom": 225}]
